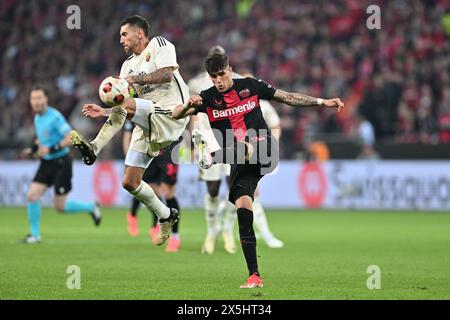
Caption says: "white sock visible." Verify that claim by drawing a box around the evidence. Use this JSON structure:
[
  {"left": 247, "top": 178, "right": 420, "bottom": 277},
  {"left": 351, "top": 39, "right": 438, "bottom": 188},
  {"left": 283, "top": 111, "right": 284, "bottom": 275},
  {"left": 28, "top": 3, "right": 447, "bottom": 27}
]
[
  {"left": 216, "top": 199, "right": 226, "bottom": 232},
  {"left": 222, "top": 200, "right": 236, "bottom": 233},
  {"left": 205, "top": 194, "right": 220, "bottom": 237},
  {"left": 91, "top": 106, "right": 127, "bottom": 155},
  {"left": 253, "top": 196, "right": 271, "bottom": 236},
  {"left": 130, "top": 181, "right": 170, "bottom": 220}
]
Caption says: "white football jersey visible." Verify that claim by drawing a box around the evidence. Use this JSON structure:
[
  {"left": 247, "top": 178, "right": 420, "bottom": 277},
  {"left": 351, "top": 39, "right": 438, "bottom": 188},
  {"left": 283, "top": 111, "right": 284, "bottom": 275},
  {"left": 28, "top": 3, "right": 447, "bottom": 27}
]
[{"left": 120, "top": 36, "right": 189, "bottom": 107}]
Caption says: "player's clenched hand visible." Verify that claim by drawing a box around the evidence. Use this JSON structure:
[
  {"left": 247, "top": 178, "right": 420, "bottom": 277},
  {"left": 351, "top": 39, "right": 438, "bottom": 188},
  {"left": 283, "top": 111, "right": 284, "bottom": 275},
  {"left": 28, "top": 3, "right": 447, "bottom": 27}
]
[
  {"left": 82, "top": 104, "right": 106, "bottom": 118},
  {"left": 187, "top": 95, "right": 203, "bottom": 108},
  {"left": 322, "top": 98, "right": 344, "bottom": 112}
]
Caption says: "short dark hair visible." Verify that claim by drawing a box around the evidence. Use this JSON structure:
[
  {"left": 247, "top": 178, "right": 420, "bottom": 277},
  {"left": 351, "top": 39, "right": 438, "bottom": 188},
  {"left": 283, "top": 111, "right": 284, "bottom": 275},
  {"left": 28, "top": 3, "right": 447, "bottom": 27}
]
[
  {"left": 208, "top": 45, "right": 226, "bottom": 56},
  {"left": 30, "top": 85, "right": 48, "bottom": 97},
  {"left": 205, "top": 53, "right": 229, "bottom": 75},
  {"left": 120, "top": 15, "right": 150, "bottom": 37}
]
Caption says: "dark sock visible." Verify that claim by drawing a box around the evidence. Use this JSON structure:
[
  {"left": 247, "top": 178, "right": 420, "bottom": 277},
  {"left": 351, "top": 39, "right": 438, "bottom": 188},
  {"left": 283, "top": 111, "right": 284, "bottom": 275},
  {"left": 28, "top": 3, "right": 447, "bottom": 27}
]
[
  {"left": 130, "top": 198, "right": 140, "bottom": 217},
  {"left": 237, "top": 207, "right": 259, "bottom": 276},
  {"left": 166, "top": 197, "right": 180, "bottom": 233}
]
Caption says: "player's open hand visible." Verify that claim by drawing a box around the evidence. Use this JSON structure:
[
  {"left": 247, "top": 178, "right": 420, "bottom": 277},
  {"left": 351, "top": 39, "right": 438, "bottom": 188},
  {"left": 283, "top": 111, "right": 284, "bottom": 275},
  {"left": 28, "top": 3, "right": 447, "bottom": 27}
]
[
  {"left": 82, "top": 104, "right": 106, "bottom": 118},
  {"left": 322, "top": 98, "right": 344, "bottom": 112},
  {"left": 187, "top": 95, "right": 203, "bottom": 108}
]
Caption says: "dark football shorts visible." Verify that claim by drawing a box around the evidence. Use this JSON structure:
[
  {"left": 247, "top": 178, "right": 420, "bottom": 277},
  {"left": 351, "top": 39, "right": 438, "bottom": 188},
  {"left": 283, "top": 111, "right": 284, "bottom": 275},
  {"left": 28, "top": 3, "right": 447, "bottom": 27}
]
[
  {"left": 228, "top": 134, "right": 279, "bottom": 204},
  {"left": 33, "top": 154, "right": 72, "bottom": 195},
  {"left": 143, "top": 140, "right": 179, "bottom": 186}
]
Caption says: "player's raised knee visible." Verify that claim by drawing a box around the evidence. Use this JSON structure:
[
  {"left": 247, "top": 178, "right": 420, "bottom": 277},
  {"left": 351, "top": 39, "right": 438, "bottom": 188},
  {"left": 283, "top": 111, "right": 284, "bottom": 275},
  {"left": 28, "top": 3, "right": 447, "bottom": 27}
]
[{"left": 122, "top": 176, "right": 140, "bottom": 192}]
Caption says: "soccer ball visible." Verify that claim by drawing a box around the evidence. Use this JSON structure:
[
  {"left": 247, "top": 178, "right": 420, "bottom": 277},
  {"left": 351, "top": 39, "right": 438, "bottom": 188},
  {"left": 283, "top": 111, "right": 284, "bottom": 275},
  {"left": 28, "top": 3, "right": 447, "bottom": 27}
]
[{"left": 98, "top": 76, "right": 135, "bottom": 107}]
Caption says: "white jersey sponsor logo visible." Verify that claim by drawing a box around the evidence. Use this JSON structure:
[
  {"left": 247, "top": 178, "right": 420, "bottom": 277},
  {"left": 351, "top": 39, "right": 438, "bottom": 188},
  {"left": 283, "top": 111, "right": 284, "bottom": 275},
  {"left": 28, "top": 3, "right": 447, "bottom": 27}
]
[{"left": 211, "top": 99, "right": 257, "bottom": 120}]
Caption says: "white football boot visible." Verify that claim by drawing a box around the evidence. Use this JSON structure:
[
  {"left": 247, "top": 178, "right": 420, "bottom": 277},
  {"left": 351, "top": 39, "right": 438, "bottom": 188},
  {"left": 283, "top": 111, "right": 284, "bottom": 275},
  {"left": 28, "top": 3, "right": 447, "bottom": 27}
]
[{"left": 192, "top": 129, "right": 213, "bottom": 169}]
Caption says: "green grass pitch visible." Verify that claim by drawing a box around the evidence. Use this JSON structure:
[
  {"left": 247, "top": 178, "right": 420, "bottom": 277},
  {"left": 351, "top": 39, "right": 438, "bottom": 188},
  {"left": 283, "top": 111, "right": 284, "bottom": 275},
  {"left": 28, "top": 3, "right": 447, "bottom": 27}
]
[{"left": 1, "top": 207, "right": 449, "bottom": 300}]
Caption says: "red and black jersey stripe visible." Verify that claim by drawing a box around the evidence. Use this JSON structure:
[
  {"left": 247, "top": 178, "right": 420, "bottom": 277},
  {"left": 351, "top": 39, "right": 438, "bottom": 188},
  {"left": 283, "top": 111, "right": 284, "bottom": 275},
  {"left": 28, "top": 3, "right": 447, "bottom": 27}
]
[{"left": 194, "top": 78, "right": 276, "bottom": 149}]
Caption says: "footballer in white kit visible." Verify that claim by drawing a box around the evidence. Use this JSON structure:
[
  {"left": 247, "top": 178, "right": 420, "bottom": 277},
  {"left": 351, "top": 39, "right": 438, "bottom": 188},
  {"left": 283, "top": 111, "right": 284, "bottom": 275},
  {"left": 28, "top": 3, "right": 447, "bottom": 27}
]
[
  {"left": 120, "top": 35, "right": 189, "bottom": 164},
  {"left": 70, "top": 15, "right": 188, "bottom": 247}
]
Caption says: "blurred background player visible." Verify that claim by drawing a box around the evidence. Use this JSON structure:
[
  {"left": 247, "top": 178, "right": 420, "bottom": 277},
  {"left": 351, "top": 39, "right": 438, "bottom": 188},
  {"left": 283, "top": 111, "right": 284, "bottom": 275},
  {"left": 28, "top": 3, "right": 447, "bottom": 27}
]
[
  {"left": 352, "top": 112, "right": 380, "bottom": 160},
  {"left": 21, "top": 87, "right": 101, "bottom": 243},
  {"left": 188, "top": 46, "right": 283, "bottom": 254},
  {"left": 70, "top": 15, "right": 189, "bottom": 246},
  {"left": 122, "top": 121, "right": 182, "bottom": 252}
]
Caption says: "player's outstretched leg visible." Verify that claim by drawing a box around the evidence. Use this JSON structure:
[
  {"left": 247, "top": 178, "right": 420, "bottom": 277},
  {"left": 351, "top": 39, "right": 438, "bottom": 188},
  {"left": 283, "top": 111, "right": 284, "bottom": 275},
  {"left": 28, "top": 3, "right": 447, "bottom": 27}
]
[
  {"left": 70, "top": 130, "right": 97, "bottom": 165},
  {"left": 71, "top": 105, "right": 128, "bottom": 165},
  {"left": 56, "top": 197, "right": 102, "bottom": 227},
  {"left": 234, "top": 196, "right": 263, "bottom": 289}
]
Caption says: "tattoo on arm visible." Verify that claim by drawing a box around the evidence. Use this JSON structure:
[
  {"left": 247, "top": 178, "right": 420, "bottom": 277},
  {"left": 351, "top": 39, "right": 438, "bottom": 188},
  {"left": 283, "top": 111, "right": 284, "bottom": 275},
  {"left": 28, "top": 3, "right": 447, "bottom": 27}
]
[
  {"left": 130, "top": 67, "right": 174, "bottom": 85},
  {"left": 272, "top": 89, "right": 319, "bottom": 107}
]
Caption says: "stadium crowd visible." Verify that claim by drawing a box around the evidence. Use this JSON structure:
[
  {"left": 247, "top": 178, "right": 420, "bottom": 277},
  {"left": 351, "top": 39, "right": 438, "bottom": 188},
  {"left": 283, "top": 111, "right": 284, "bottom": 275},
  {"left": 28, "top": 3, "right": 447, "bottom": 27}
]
[{"left": 0, "top": 0, "right": 449, "bottom": 159}]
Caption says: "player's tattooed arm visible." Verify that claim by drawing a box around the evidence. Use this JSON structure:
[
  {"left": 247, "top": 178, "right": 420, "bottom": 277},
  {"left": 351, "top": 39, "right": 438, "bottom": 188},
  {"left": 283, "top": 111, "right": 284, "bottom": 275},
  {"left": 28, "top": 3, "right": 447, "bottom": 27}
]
[
  {"left": 272, "top": 89, "right": 344, "bottom": 111},
  {"left": 272, "top": 89, "right": 320, "bottom": 106},
  {"left": 126, "top": 67, "right": 174, "bottom": 85}
]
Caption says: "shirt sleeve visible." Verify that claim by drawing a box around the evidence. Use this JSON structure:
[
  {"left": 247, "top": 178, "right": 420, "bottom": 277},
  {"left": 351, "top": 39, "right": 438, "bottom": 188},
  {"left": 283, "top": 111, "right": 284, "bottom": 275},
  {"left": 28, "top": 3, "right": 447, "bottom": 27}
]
[
  {"left": 154, "top": 37, "right": 179, "bottom": 70},
  {"left": 250, "top": 78, "right": 276, "bottom": 100},
  {"left": 55, "top": 112, "right": 71, "bottom": 136}
]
